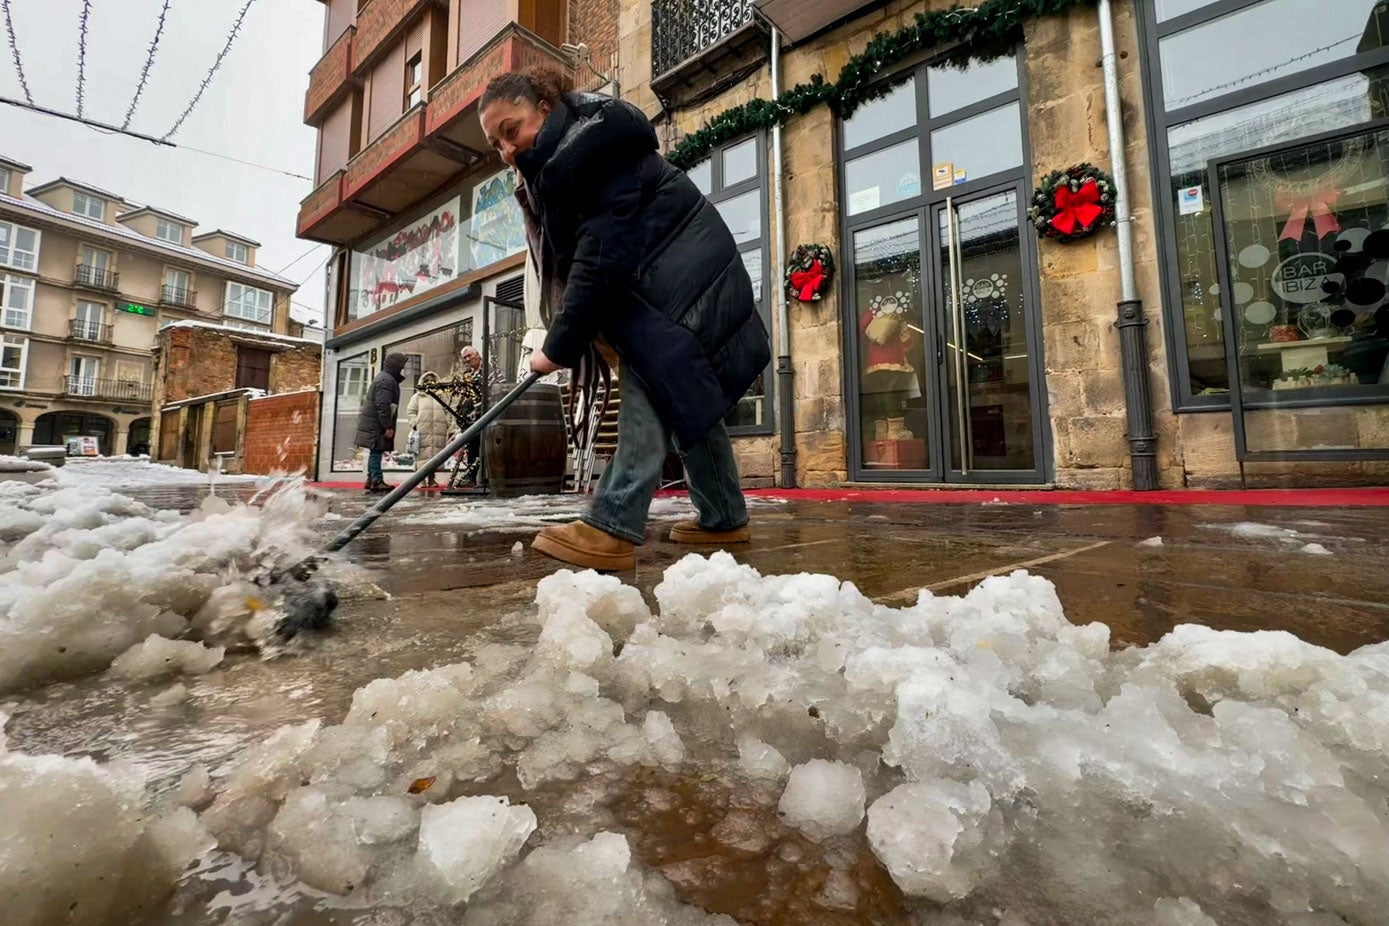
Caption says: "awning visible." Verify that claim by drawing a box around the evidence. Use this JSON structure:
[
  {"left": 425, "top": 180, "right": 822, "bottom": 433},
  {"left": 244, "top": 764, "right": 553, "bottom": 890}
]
[{"left": 755, "top": 0, "right": 883, "bottom": 43}]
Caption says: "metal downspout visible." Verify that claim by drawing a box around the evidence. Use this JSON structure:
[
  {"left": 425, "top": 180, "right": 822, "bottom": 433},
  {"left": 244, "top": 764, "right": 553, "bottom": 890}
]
[
  {"left": 1098, "top": 0, "right": 1158, "bottom": 490},
  {"left": 770, "top": 24, "right": 797, "bottom": 487}
]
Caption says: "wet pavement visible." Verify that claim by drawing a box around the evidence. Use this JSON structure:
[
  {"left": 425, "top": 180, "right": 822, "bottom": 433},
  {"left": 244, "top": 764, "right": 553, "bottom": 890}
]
[{"left": 5, "top": 481, "right": 1389, "bottom": 925}]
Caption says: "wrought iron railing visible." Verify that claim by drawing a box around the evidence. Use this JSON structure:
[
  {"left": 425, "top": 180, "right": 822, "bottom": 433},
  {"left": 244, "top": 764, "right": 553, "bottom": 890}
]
[
  {"left": 68, "top": 319, "right": 111, "bottom": 343},
  {"left": 161, "top": 285, "right": 197, "bottom": 308},
  {"left": 74, "top": 264, "right": 120, "bottom": 292},
  {"left": 64, "top": 376, "right": 152, "bottom": 402},
  {"left": 652, "top": 0, "right": 758, "bottom": 77}
]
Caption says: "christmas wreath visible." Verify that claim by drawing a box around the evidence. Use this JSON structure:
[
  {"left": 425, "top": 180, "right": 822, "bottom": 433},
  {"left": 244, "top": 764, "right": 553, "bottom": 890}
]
[
  {"left": 1029, "top": 163, "right": 1118, "bottom": 243},
  {"left": 786, "top": 244, "right": 835, "bottom": 302}
]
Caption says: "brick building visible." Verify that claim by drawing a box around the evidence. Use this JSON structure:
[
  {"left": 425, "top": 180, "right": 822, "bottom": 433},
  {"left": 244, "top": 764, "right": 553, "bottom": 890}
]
[
  {"left": 609, "top": 0, "right": 1389, "bottom": 489},
  {"left": 152, "top": 321, "right": 323, "bottom": 474},
  {"left": 0, "top": 158, "right": 301, "bottom": 458},
  {"left": 298, "top": 0, "right": 619, "bottom": 480}
]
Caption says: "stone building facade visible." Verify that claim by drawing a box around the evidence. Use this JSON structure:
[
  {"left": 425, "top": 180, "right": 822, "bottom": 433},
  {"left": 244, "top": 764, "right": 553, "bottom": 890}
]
[
  {"left": 0, "top": 159, "right": 301, "bottom": 458},
  {"left": 620, "top": 0, "right": 1389, "bottom": 489}
]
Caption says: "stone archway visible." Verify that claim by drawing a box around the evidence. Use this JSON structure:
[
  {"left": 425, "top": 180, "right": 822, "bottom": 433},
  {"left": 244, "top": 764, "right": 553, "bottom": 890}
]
[
  {"left": 0, "top": 408, "right": 17, "bottom": 456},
  {"left": 126, "top": 417, "right": 152, "bottom": 457},
  {"left": 34, "top": 411, "right": 116, "bottom": 456}
]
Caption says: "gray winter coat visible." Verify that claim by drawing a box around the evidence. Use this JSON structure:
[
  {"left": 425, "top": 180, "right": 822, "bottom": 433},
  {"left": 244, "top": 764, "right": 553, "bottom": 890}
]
[{"left": 354, "top": 354, "right": 406, "bottom": 452}]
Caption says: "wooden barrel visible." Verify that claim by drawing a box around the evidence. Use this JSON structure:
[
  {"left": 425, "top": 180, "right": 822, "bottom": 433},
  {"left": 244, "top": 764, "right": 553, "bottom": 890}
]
[{"left": 482, "top": 383, "right": 568, "bottom": 498}]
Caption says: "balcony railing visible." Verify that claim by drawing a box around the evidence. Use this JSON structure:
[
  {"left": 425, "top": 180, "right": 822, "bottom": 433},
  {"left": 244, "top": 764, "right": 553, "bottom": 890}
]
[
  {"left": 68, "top": 319, "right": 112, "bottom": 343},
  {"left": 74, "top": 264, "right": 120, "bottom": 292},
  {"left": 64, "top": 376, "right": 153, "bottom": 402},
  {"left": 161, "top": 285, "right": 198, "bottom": 309},
  {"left": 652, "top": 0, "right": 758, "bottom": 77}
]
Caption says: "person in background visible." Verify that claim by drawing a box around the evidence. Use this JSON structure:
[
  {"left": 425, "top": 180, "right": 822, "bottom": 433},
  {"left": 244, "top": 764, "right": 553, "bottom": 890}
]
[
  {"left": 405, "top": 371, "right": 454, "bottom": 489},
  {"left": 454, "top": 345, "right": 483, "bottom": 380},
  {"left": 354, "top": 352, "right": 407, "bottom": 493},
  {"left": 479, "top": 66, "right": 769, "bottom": 571}
]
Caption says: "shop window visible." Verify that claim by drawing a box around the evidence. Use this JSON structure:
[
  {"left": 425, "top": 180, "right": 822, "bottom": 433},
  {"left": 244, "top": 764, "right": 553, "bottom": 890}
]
[
  {"left": 684, "top": 133, "right": 772, "bottom": 434},
  {"left": 332, "top": 352, "right": 371, "bottom": 472},
  {"left": 1139, "top": 0, "right": 1389, "bottom": 408},
  {"left": 1211, "top": 125, "right": 1389, "bottom": 456}
]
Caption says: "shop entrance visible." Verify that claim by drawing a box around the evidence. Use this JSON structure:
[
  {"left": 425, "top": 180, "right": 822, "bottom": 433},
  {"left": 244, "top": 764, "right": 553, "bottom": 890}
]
[
  {"left": 838, "top": 46, "right": 1050, "bottom": 484},
  {"left": 848, "top": 185, "right": 1047, "bottom": 483}
]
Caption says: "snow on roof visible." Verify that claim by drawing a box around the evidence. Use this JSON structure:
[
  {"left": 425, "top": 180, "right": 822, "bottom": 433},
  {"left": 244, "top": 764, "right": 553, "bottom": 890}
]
[
  {"left": 28, "top": 176, "right": 127, "bottom": 202},
  {"left": 0, "top": 192, "right": 296, "bottom": 289},
  {"left": 161, "top": 319, "right": 323, "bottom": 347},
  {"left": 192, "top": 228, "right": 262, "bottom": 248},
  {"left": 162, "top": 386, "right": 268, "bottom": 410},
  {"left": 248, "top": 386, "right": 319, "bottom": 401},
  {"left": 117, "top": 204, "right": 199, "bottom": 227},
  {"left": 0, "top": 155, "right": 31, "bottom": 172}
]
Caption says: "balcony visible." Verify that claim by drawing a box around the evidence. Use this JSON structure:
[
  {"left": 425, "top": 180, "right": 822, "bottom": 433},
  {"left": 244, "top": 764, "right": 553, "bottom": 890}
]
[
  {"left": 354, "top": 0, "right": 437, "bottom": 75},
  {"left": 651, "top": 0, "right": 765, "bottom": 107},
  {"left": 297, "top": 22, "right": 569, "bottom": 247},
  {"left": 64, "top": 376, "right": 153, "bottom": 403},
  {"left": 68, "top": 319, "right": 112, "bottom": 343},
  {"left": 160, "top": 285, "right": 198, "bottom": 309},
  {"left": 306, "top": 25, "right": 357, "bottom": 125},
  {"left": 428, "top": 24, "right": 570, "bottom": 159},
  {"left": 74, "top": 264, "right": 120, "bottom": 293}
]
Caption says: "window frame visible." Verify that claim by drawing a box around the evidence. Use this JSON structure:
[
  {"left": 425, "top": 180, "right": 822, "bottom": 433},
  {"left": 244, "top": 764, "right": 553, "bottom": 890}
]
[
  {"left": 0, "top": 167, "right": 10, "bottom": 193},
  {"left": 0, "top": 219, "right": 41, "bottom": 272},
  {"left": 72, "top": 191, "right": 106, "bottom": 221},
  {"left": 162, "top": 266, "right": 193, "bottom": 300},
  {"left": 155, "top": 218, "right": 183, "bottom": 244},
  {"left": 69, "top": 353, "right": 100, "bottom": 395},
  {"left": 687, "top": 132, "right": 774, "bottom": 437},
  {"left": 226, "top": 241, "right": 250, "bottom": 264},
  {"left": 74, "top": 299, "right": 105, "bottom": 340},
  {"left": 405, "top": 52, "right": 425, "bottom": 109},
  {"left": 0, "top": 333, "right": 27, "bottom": 389},
  {"left": 224, "top": 281, "right": 274, "bottom": 327},
  {"left": 1, "top": 273, "right": 34, "bottom": 330},
  {"left": 1137, "top": 0, "right": 1389, "bottom": 412}
]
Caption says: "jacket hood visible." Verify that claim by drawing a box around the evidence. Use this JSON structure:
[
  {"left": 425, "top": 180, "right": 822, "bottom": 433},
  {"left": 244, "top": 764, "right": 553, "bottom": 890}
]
[
  {"left": 517, "top": 93, "right": 658, "bottom": 200},
  {"left": 383, "top": 353, "right": 408, "bottom": 380}
]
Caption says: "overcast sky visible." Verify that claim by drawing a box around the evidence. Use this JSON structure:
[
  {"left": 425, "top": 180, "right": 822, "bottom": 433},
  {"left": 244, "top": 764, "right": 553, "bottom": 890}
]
[{"left": 0, "top": 0, "right": 327, "bottom": 324}]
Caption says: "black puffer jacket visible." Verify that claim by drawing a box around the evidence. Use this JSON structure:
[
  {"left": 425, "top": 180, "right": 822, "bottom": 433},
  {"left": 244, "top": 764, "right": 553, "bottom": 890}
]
[
  {"left": 517, "top": 93, "right": 770, "bottom": 447},
  {"left": 354, "top": 353, "right": 406, "bottom": 452}
]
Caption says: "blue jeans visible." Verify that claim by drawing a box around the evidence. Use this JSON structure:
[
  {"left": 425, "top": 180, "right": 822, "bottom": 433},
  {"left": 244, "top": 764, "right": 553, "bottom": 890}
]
[
  {"left": 583, "top": 372, "right": 748, "bottom": 544},
  {"left": 366, "top": 449, "right": 384, "bottom": 484}
]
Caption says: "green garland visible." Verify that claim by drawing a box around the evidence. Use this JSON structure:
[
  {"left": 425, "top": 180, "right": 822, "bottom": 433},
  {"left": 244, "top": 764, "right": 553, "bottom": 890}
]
[{"left": 666, "top": 0, "right": 1099, "bottom": 171}]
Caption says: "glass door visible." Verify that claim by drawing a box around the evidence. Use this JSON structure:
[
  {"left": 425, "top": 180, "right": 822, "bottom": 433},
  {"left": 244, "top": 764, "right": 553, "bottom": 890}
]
[
  {"left": 933, "top": 186, "right": 1047, "bottom": 482},
  {"left": 69, "top": 355, "right": 98, "bottom": 396}
]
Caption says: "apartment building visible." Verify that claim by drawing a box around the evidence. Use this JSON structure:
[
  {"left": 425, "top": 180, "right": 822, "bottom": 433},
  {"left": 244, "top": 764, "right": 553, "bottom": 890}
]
[
  {"left": 610, "top": 0, "right": 1389, "bottom": 489},
  {"left": 0, "top": 157, "right": 302, "bottom": 457},
  {"left": 298, "top": 0, "right": 618, "bottom": 480}
]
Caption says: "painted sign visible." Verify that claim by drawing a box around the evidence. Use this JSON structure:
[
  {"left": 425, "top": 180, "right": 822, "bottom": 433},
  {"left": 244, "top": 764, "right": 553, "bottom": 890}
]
[
  {"left": 352, "top": 197, "right": 461, "bottom": 318},
  {"left": 470, "top": 168, "right": 526, "bottom": 268}
]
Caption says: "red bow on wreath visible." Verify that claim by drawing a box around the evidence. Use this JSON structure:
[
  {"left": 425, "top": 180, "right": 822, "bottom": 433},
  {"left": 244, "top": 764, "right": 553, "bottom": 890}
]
[
  {"left": 1049, "top": 180, "right": 1104, "bottom": 237},
  {"left": 789, "top": 259, "right": 826, "bottom": 302}
]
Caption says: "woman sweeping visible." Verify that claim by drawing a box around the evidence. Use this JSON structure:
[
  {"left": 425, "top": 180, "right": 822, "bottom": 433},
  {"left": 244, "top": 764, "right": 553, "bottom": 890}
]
[{"left": 479, "top": 67, "right": 769, "bottom": 571}]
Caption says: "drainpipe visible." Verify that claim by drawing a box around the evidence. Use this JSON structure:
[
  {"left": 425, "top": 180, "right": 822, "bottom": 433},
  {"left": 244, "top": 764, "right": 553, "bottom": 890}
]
[
  {"left": 1098, "top": 0, "right": 1158, "bottom": 490},
  {"left": 770, "top": 24, "right": 797, "bottom": 487}
]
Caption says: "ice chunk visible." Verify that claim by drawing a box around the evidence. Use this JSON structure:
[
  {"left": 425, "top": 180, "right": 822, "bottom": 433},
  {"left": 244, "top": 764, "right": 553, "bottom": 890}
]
[
  {"left": 417, "top": 795, "right": 537, "bottom": 902},
  {"left": 736, "top": 735, "right": 790, "bottom": 781},
  {"left": 268, "top": 786, "right": 370, "bottom": 894},
  {"left": 777, "top": 760, "right": 866, "bottom": 842},
  {"left": 866, "top": 780, "right": 998, "bottom": 901},
  {"left": 1300, "top": 542, "right": 1332, "bottom": 556},
  {"left": 643, "top": 711, "right": 686, "bottom": 766},
  {"left": 1153, "top": 897, "right": 1219, "bottom": 926},
  {"left": 1139, "top": 536, "right": 1164, "bottom": 547},
  {"left": 343, "top": 795, "right": 418, "bottom": 845},
  {"left": 150, "top": 683, "right": 190, "bottom": 706},
  {"left": 0, "top": 714, "right": 196, "bottom": 925},
  {"left": 109, "top": 634, "right": 224, "bottom": 680}
]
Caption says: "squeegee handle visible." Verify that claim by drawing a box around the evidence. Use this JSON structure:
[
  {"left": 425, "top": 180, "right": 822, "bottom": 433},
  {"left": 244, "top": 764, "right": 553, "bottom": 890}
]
[{"left": 324, "top": 372, "right": 544, "bottom": 553}]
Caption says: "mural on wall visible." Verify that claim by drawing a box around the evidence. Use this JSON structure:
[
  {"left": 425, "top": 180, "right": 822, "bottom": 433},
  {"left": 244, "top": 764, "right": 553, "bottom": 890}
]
[
  {"left": 351, "top": 198, "right": 461, "bottom": 319},
  {"left": 470, "top": 169, "right": 526, "bottom": 268}
]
